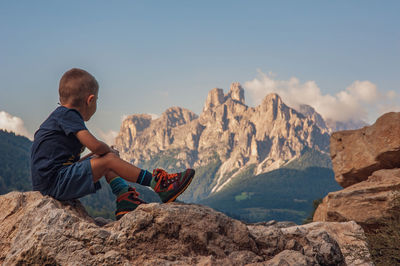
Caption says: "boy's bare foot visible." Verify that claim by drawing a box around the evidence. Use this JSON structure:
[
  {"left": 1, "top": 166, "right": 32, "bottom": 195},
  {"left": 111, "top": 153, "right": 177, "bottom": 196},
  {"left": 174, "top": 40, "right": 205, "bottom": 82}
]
[{"left": 151, "top": 168, "right": 195, "bottom": 203}]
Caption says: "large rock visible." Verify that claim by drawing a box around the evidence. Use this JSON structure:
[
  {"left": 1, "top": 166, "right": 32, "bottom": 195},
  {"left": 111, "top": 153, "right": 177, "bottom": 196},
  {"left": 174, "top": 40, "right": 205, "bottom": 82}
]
[
  {"left": 282, "top": 222, "right": 373, "bottom": 265},
  {"left": 315, "top": 112, "right": 400, "bottom": 264},
  {"left": 0, "top": 191, "right": 372, "bottom": 265},
  {"left": 314, "top": 168, "right": 400, "bottom": 228},
  {"left": 331, "top": 112, "right": 400, "bottom": 188},
  {"left": 248, "top": 221, "right": 372, "bottom": 266}
]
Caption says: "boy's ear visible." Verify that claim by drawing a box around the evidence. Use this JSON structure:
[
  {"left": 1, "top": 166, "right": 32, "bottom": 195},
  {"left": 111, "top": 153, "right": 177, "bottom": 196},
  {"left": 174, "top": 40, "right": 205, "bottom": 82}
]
[{"left": 87, "top": 94, "right": 95, "bottom": 104}]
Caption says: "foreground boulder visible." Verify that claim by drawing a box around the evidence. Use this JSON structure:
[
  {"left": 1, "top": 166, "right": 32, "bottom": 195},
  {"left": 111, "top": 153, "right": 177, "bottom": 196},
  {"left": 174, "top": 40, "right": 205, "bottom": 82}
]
[
  {"left": 248, "top": 220, "right": 372, "bottom": 266},
  {"left": 330, "top": 112, "right": 400, "bottom": 188},
  {"left": 315, "top": 112, "right": 400, "bottom": 264},
  {"left": 0, "top": 192, "right": 371, "bottom": 265},
  {"left": 314, "top": 168, "right": 400, "bottom": 228}
]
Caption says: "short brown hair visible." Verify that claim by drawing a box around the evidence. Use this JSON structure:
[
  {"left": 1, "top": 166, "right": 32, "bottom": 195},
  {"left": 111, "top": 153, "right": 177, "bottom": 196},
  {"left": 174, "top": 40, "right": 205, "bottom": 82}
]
[{"left": 59, "top": 68, "right": 99, "bottom": 107}]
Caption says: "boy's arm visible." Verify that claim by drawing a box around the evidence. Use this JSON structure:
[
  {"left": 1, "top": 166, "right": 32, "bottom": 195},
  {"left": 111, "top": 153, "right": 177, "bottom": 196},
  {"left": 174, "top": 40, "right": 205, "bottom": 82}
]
[{"left": 76, "top": 130, "right": 112, "bottom": 156}]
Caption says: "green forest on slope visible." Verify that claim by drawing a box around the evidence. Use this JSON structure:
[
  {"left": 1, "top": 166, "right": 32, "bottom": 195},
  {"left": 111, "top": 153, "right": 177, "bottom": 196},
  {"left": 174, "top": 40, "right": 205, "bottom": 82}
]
[
  {"left": 199, "top": 149, "right": 340, "bottom": 224},
  {"left": 0, "top": 130, "right": 32, "bottom": 194},
  {"left": 200, "top": 167, "right": 339, "bottom": 224}
]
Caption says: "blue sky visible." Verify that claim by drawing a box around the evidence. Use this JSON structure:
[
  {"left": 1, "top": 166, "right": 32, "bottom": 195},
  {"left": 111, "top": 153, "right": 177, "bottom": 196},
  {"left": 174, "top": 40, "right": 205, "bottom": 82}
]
[{"left": 0, "top": 1, "right": 399, "bottom": 142}]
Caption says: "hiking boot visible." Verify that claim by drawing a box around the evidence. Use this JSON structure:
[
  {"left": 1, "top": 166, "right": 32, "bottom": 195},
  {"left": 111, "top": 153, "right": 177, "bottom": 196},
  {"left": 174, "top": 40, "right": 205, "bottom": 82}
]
[
  {"left": 151, "top": 168, "right": 195, "bottom": 203},
  {"left": 115, "top": 187, "right": 146, "bottom": 220}
]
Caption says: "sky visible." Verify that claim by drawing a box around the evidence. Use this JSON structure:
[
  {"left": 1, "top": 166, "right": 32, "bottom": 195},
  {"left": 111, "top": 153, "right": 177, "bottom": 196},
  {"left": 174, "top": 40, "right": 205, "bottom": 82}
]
[{"left": 0, "top": 1, "right": 399, "bottom": 143}]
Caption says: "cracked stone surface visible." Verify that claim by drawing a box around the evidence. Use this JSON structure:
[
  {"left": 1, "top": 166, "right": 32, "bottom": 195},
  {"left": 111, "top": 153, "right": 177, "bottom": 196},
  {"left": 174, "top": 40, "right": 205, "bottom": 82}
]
[{"left": 0, "top": 191, "right": 372, "bottom": 265}]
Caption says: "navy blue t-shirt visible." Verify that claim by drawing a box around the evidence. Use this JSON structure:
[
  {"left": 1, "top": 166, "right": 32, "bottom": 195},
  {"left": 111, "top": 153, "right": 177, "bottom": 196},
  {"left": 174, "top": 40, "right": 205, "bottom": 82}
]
[{"left": 31, "top": 106, "right": 87, "bottom": 191}]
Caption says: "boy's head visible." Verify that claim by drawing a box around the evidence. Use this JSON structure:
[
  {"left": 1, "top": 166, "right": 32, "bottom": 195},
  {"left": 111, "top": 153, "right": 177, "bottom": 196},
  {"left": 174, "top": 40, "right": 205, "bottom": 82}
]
[{"left": 59, "top": 68, "right": 99, "bottom": 108}]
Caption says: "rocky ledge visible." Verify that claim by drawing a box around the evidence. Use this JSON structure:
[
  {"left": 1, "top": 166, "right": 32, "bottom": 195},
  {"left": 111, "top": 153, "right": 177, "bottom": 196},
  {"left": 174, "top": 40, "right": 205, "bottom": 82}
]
[
  {"left": 0, "top": 191, "right": 371, "bottom": 265},
  {"left": 330, "top": 112, "right": 400, "bottom": 188},
  {"left": 316, "top": 112, "right": 400, "bottom": 229},
  {"left": 314, "top": 112, "right": 400, "bottom": 264}
]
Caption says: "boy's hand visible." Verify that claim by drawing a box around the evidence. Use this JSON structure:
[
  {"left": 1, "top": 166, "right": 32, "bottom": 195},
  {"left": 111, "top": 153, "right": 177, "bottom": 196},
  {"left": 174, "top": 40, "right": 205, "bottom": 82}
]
[{"left": 110, "top": 145, "right": 120, "bottom": 157}]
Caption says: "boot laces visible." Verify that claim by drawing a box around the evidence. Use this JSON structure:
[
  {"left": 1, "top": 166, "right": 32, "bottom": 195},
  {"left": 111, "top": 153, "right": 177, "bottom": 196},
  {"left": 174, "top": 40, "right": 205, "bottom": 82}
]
[
  {"left": 128, "top": 187, "right": 140, "bottom": 198},
  {"left": 154, "top": 168, "right": 179, "bottom": 184}
]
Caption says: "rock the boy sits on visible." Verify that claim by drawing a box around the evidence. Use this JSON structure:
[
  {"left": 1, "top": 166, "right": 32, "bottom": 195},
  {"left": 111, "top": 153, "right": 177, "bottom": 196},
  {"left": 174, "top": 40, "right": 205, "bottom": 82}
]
[{"left": 31, "top": 68, "right": 195, "bottom": 220}]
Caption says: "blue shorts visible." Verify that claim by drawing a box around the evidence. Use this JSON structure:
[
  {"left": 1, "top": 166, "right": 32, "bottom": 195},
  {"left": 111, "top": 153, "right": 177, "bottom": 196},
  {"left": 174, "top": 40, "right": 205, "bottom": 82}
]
[{"left": 43, "top": 158, "right": 101, "bottom": 201}]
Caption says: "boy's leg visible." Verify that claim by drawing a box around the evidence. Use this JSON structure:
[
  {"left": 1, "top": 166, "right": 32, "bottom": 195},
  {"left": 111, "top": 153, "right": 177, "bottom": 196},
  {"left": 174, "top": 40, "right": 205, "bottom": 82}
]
[
  {"left": 105, "top": 170, "right": 147, "bottom": 220},
  {"left": 90, "top": 153, "right": 196, "bottom": 203},
  {"left": 104, "top": 170, "right": 118, "bottom": 182},
  {"left": 103, "top": 170, "right": 147, "bottom": 220},
  {"left": 105, "top": 170, "right": 129, "bottom": 195},
  {"left": 90, "top": 153, "right": 141, "bottom": 183},
  {"left": 91, "top": 153, "right": 153, "bottom": 188}
]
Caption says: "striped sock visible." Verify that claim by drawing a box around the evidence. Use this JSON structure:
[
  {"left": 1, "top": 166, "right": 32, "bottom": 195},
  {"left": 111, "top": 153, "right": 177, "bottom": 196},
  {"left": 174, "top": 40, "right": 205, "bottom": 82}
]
[
  {"left": 136, "top": 169, "right": 152, "bottom": 186},
  {"left": 109, "top": 177, "right": 129, "bottom": 196}
]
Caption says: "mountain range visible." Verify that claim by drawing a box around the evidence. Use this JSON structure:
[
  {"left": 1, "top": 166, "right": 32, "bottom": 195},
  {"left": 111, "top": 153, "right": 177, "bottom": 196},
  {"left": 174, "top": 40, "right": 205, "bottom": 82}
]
[
  {"left": 115, "top": 83, "right": 350, "bottom": 203},
  {"left": 111, "top": 83, "right": 354, "bottom": 223}
]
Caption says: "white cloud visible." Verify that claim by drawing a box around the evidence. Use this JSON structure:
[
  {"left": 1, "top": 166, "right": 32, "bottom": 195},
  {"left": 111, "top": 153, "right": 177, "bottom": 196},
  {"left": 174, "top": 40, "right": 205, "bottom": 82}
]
[
  {"left": 0, "top": 111, "right": 32, "bottom": 139},
  {"left": 98, "top": 130, "right": 119, "bottom": 146},
  {"left": 244, "top": 71, "right": 398, "bottom": 123},
  {"left": 346, "top": 80, "right": 378, "bottom": 104}
]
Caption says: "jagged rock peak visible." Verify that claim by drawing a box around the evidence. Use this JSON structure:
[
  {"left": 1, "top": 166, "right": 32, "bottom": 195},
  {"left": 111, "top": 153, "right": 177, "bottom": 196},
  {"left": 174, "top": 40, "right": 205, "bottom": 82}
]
[
  {"left": 227, "top": 82, "right": 245, "bottom": 104},
  {"left": 115, "top": 114, "right": 153, "bottom": 152},
  {"left": 297, "top": 104, "right": 329, "bottom": 133},
  {"left": 203, "top": 83, "right": 245, "bottom": 111},
  {"left": 120, "top": 114, "right": 153, "bottom": 133},
  {"left": 204, "top": 88, "right": 225, "bottom": 111},
  {"left": 123, "top": 113, "right": 153, "bottom": 122},
  {"left": 161, "top": 106, "right": 198, "bottom": 127},
  {"left": 259, "top": 93, "right": 285, "bottom": 112},
  {"left": 263, "top": 92, "right": 282, "bottom": 103}
]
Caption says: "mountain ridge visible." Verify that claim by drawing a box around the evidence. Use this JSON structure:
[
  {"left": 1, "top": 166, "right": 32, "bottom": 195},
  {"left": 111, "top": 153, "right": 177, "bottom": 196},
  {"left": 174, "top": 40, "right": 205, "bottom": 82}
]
[{"left": 115, "top": 83, "right": 334, "bottom": 198}]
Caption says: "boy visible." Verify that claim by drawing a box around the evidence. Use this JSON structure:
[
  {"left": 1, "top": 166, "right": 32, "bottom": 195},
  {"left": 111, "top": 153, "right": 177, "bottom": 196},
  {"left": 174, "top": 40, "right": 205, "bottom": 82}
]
[{"left": 31, "top": 68, "right": 195, "bottom": 220}]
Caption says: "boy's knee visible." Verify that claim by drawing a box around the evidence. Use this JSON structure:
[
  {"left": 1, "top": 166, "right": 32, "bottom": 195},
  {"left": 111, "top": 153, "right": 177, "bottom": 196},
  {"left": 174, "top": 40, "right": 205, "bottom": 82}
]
[
  {"left": 103, "top": 152, "right": 119, "bottom": 162},
  {"left": 91, "top": 152, "right": 119, "bottom": 173}
]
